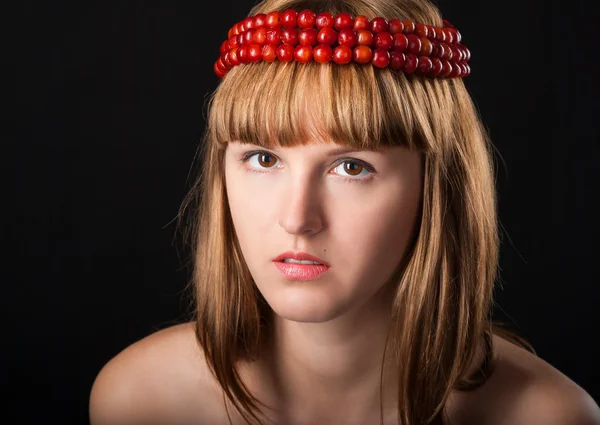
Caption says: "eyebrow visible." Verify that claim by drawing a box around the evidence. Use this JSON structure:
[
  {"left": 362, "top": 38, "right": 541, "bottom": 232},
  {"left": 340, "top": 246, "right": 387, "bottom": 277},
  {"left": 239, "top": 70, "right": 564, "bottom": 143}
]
[{"left": 325, "top": 147, "right": 370, "bottom": 156}]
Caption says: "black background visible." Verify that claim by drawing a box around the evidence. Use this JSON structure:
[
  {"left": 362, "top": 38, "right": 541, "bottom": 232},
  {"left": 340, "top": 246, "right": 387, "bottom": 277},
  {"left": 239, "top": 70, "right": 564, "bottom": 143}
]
[{"left": 8, "top": 0, "right": 599, "bottom": 423}]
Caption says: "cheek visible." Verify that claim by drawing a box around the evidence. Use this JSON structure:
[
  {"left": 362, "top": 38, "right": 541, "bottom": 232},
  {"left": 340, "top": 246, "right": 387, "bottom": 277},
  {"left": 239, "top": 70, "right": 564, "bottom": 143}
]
[
  {"left": 225, "top": 171, "right": 276, "bottom": 258},
  {"left": 332, "top": 185, "right": 421, "bottom": 283}
]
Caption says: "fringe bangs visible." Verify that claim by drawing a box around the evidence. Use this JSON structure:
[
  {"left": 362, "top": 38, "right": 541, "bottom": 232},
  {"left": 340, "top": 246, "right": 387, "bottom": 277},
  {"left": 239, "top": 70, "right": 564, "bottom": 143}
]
[{"left": 207, "top": 58, "right": 456, "bottom": 154}]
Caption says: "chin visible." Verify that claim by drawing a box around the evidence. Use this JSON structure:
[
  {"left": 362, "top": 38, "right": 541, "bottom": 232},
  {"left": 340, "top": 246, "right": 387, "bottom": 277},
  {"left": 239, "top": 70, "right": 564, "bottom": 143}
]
[{"left": 263, "top": 287, "right": 351, "bottom": 323}]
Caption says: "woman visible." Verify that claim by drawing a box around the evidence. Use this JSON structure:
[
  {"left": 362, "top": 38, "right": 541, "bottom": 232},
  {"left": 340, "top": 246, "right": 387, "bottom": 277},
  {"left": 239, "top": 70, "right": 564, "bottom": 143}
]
[{"left": 90, "top": 0, "right": 600, "bottom": 424}]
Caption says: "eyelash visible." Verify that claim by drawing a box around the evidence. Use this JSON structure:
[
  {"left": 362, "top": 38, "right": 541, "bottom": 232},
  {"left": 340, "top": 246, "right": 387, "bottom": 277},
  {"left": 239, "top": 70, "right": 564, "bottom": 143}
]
[{"left": 239, "top": 150, "right": 376, "bottom": 184}]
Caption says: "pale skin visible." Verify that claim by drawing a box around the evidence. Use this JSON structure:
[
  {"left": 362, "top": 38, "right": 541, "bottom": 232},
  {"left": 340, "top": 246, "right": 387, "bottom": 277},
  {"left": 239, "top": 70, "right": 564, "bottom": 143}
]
[
  {"left": 224, "top": 141, "right": 422, "bottom": 424},
  {"left": 89, "top": 141, "right": 600, "bottom": 425}
]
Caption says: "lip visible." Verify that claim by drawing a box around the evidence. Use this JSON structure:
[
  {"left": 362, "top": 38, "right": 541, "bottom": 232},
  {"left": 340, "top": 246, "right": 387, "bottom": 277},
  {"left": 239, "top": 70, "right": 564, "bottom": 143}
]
[
  {"left": 272, "top": 251, "right": 329, "bottom": 266},
  {"left": 273, "top": 262, "right": 330, "bottom": 281}
]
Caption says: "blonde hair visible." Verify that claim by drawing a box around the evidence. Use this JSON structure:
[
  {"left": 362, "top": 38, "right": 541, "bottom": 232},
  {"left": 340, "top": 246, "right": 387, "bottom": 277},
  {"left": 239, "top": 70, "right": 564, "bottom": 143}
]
[{"left": 178, "top": 0, "right": 533, "bottom": 424}]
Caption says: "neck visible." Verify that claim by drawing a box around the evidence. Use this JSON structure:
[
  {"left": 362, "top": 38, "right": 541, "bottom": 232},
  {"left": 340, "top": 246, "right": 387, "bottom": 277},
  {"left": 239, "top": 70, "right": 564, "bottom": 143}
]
[{"left": 259, "top": 283, "right": 400, "bottom": 423}]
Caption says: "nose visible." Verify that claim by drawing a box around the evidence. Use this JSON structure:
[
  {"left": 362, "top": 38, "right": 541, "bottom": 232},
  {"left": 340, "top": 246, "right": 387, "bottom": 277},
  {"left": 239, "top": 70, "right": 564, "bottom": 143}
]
[{"left": 278, "top": 174, "right": 324, "bottom": 236}]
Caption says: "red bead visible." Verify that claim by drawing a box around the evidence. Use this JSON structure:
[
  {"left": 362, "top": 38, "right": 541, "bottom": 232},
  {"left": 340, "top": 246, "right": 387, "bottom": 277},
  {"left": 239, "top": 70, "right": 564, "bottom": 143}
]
[
  {"left": 392, "top": 33, "right": 408, "bottom": 51},
  {"left": 414, "top": 23, "right": 429, "bottom": 38},
  {"left": 221, "top": 52, "right": 233, "bottom": 69},
  {"left": 333, "top": 45, "right": 352, "bottom": 64},
  {"left": 276, "top": 44, "right": 295, "bottom": 61},
  {"left": 370, "top": 17, "right": 389, "bottom": 33},
  {"left": 403, "top": 54, "right": 418, "bottom": 73},
  {"left": 427, "top": 25, "right": 436, "bottom": 38},
  {"left": 462, "top": 46, "right": 471, "bottom": 62},
  {"left": 253, "top": 14, "right": 267, "bottom": 28},
  {"left": 299, "top": 28, "right": 318, "bottom": 45},
  {"left": 406, "top": 34, "right": 421, "bottom": 54},
  {"left": 216, "top": 57, "right": 227, "bottom": 73},
  {"left": 389, "top": 19, "right": 404, "bottom": 34},
  {"left": 229, "top": 47, "right": 240, "bottom": 65},
  {"left": 353, "top": 45, "right": 373, "bottom": 64},
  {"left": 372, "top": 48, "right": 390, "bottom": 68},
  {"left": 416, "top": 56, "right": 432, "bottom": 74},
  {"left": 253, "top": 28, "right": 267, "bottom": 44},
  {"left": 357, "top": 30, "right": 374, "bottom": 46},
  {"left": 427, "top": 57, "right": 443, "bottom": 77},
  {"left": 464, "top": 63, "right": 471, "bottom": 76},
  {"left": 430, "top": 39, "right": 441, "bottom": 57},
  {"left": 433, "top": 26, "right": 446, "bottom": 42},
  {"left": 443, "top": 28, "right": 455, "bottom": 44},
  {"left": 402, "top": 20, "right": 415, "bottom": 34},
  {"left": 234, "top": 22, "right": 242, "bottom": 35},
  {"left": 221, "top": 52, "right": 232, "bottom": 68},
  {"left": 238, "top": 45, "right": 249, "bottom": 63},
  {"left": 439, "top": 60, "right": 452, "bottom": 77},
  {"left": 266, "top": 11, "right": 280, "bottom": 28},
  {"left": 236, "top": 34, "right": 243, "bottom": 46},
  {"left": 244, "top": 29, "right": 256, "bottom": 45},
  {"left": 440, "top": 43, "right": 453, "bottom": 61},
  {"left": 262, "top": 44, "right": 277, "bottom": 62},
  {"left": 338, "top": 29, "right": 358, "bottom": 47},
  {"left": 419, "top": 37, "right": 432, "bottom": 56},
  {"left": 316, "top": 12, "right": 334, "bottom": 29},
  {"left": 313, "top": 44, "right": 333, "bottom": 63},
  {"left": 317, "top": 27, "right": 337, "bottom": 45},
  {"left": 451, "top": 63, "right": 462, "bottom": 78},
  {"left": 247, "top": 44, "right": 262, "bottom": 62},
  {"left": 440, "top": 27, "right": 450, "bottom": 43},
  {"left": 439, "top": 43, "right": 452, "bottom": 61},
  {"left": 266, "top": 28, "right": 281, "bottom": 45},
  {"left": 450, "top": 45, "right": 463, "bottom": 62},
  {"left": 280, "top": 9, "right": 298, "bottom": 28},
  {"left": 214, "top": 61, "right": 226, "bottom": 78},
  {"left": 281, "top": 28, "right": 299, "bottom": 45},
  {"left": 448, "top": 28, "right": 459, "bottom": 44},
  {"left": 389, "top": 50, "right": 406, "bottom": 70},
  {"left": 454, "top": 29, "right": 462, "bottom": 43},
  {"left": 297, "top": 10, "right": 317, "bottom": 28},
  {"left": 447, "top": 61, "right": 460, "bottom": 78},
  {"left": 220, "top": 40, "right": 230, "bottom": 54},
  {"left": 294, "top": 45, "right": 313, "bottom": 63},
  {"left": 334, "top": 12, "right": 353, "bottom": 30},
  {"left": 244, "top": 17, "right": 254, "bottom": 30},
  {"left": 375, "top": 32, "right": 393, "bottom": 50},
  {"left": 353, "top": 15, "right": 370, "bottom": 31}
]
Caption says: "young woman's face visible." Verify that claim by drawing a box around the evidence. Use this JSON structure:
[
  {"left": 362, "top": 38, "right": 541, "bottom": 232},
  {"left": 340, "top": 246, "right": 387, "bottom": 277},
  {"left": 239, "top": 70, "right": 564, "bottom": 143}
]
[{"left": 224, "top": 140, "right": 423, "bottom": 323}]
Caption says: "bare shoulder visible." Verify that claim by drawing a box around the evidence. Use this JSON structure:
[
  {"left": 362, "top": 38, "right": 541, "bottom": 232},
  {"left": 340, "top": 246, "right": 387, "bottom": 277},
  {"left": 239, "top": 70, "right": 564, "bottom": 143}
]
[
  {"left": 89, "top": 322, "right": 226, "bottom": 425},
  {"left": 462, "top": 334, "right": 600, "bottom": 425}
]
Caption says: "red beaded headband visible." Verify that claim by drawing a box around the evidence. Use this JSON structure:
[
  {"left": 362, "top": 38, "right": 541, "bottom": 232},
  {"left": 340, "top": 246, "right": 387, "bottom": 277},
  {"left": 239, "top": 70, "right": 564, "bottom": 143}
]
[{"left": 214, "top": 9, "right": 471, "bottom": 79}]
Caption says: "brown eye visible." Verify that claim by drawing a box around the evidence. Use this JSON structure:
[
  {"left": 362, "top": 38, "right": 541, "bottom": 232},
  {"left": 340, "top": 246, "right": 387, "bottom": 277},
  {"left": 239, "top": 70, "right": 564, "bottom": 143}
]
[
  {"left": 343, "top": 161, "right": 363, "bottom": 175},
  {"left": 258, "top": 153, "right": 277, "bottom": 167}
]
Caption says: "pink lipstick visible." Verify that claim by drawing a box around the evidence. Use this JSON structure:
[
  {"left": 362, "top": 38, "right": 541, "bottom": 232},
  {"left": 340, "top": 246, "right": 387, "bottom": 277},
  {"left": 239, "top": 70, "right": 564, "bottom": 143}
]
[{"left": 272, "top": 251, "right": 330, "bottom": 281}]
